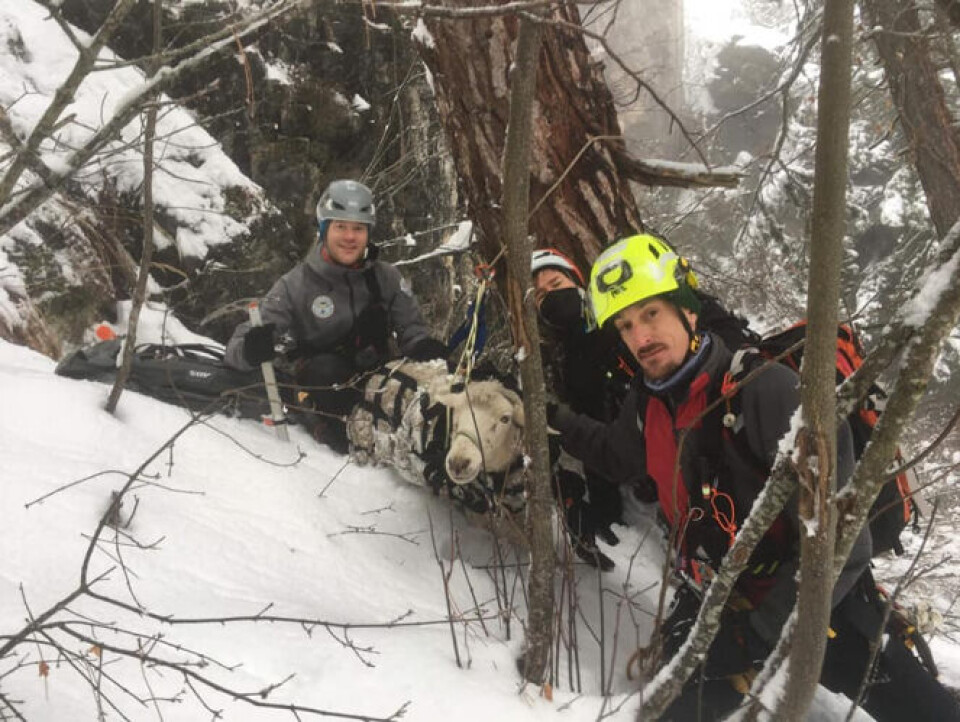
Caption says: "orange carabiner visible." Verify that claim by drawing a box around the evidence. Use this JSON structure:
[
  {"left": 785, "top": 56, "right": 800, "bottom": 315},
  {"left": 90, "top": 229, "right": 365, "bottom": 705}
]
[{"left": 474, "top": 263, "right": 496, "bottom": 282}]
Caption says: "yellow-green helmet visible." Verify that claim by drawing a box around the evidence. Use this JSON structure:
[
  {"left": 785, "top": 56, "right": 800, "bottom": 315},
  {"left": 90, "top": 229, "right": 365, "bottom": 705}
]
[{"left": 589, "top": 234, "right": 700, "bottom": 328}]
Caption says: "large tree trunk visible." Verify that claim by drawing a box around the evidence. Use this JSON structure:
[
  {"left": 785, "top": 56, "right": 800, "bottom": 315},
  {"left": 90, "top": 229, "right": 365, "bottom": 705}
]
[
  {"left": 861, "top": 0, "right": 960, "bottom": 238},
  {"left": 777, "top": 0, "right": 855, "bottom": 714},
  {"left": 415, "top": 2, "right": 645, "bottom": 276}
]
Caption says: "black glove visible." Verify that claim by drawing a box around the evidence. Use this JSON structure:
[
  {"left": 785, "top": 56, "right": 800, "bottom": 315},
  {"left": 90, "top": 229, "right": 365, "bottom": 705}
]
[
  {"left": 242, "top": 323, "right": 277, "bottom": 366},
  {"left": 546, "top": 401, "right": 576, "bottom": 433},
  {"left": 703, "top": 610, "right": 769, "bottom": 679},
  {"left": 588, "top": 504, "right": 621, "bottom": 547},
  {"left": 407, "top": 337, "right": 449, "bottom": 362},
  {"left": 629, "top": 475, "right": 659, "bottom": 504},
  {"left": 546, "top": 401, "right": 562, "bottom": 429}
]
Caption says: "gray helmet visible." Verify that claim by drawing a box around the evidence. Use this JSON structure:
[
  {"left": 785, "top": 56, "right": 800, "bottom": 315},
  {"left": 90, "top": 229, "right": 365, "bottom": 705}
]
[{"left": 315, "top": 180, "right": 376, "bottom": 227}]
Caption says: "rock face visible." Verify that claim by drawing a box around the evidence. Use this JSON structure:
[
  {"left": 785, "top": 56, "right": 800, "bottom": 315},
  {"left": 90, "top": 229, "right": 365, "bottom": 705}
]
[
  {"left": 605, "top": 0, "right": 687, "bottom": 158},
  {"left": 4, "top": 0, "right": 459, "bottom": 356}
]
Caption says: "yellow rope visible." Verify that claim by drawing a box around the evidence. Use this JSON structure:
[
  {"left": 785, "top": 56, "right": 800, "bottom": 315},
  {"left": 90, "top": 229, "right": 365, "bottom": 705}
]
[{"left": 454, "top": 279, "right": 488, "bottom": 380}]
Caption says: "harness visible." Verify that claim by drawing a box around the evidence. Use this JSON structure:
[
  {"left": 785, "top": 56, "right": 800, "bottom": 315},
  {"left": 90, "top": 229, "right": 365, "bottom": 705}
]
[
  {"left": 638, "top": 353, "right": 792, "bottom": 598},
  {"left": 348, "top": 362, "right": 525, "bottom": 515}
]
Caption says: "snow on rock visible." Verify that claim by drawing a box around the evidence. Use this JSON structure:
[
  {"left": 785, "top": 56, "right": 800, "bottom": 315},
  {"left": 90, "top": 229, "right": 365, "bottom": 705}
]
[
  {"left": 0, "top": 2, "right": 266, "bottom": 258},
  {"left": 0, "top": 1, "right": 279, "bottom": 351}
]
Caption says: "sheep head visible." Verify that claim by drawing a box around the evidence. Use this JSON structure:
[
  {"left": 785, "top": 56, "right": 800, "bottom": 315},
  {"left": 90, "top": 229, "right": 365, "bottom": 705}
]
[{"left": 434, "top": 381, "right": 525, "bottom": 485}]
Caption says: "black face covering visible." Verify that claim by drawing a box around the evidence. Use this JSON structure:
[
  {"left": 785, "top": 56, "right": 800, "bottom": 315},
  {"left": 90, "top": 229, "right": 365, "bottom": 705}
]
[{"left": 539, "top": 287, "right": 589, "bottom": 336}]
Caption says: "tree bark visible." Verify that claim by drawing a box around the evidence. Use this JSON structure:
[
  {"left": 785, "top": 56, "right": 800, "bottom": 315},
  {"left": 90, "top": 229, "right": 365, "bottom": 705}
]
[
  {"left": 415, "top": 1, "right": 645, "bottom": 275},
  {"left": 500, "top": 12, "right": 556, "bottom": 686},
  {"left": 861, "top": 0, "right": 960, "bottom": 237},
  {"left": 778, "top": 0, "right": 855, "bottom": 715}
]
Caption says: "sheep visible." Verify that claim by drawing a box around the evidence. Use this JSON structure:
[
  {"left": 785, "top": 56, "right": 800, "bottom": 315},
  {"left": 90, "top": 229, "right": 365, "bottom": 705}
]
[
  {"left": 345, "top": 360, "right": 526, "bottom": 518},
  {"left": 432, "top": 380, "right": 525, "bottom": 485}
]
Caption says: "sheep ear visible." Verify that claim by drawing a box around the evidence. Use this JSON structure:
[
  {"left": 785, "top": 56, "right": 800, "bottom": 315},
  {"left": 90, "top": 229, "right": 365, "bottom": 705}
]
[
  {"left": 512, "top": 402, "right": 525, "bottom": 428},
  {"left": 498, "top": 389, "right": 524, "bottom": 427}
]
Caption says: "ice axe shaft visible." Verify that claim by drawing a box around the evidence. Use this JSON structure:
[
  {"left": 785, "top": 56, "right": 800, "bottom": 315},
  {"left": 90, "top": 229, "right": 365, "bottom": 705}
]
[{"left": 248, "top": 301, "right": 289, "bottom": 442}]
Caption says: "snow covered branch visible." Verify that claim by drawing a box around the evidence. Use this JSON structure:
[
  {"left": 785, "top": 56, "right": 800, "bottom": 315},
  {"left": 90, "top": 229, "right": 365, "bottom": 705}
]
[
  {"left": 0, "top": 0, "right": 297, "bottom": 238},
  {"left": 835, "top": 218, "right": 960, "bottom": 571},
  {"left": 0, "top": 0, "right": 138, "bottom": 206}
]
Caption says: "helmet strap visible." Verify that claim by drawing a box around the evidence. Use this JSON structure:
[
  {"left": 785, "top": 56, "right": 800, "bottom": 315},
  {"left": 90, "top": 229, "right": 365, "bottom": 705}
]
[{"left": 673, "top": 302, "right": 698, "bottom": 349}]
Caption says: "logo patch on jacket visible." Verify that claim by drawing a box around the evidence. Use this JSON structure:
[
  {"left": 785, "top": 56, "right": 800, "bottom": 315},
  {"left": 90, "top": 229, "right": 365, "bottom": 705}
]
[{"left": 311, "top": 295, "right": 335, "bottom": 319}]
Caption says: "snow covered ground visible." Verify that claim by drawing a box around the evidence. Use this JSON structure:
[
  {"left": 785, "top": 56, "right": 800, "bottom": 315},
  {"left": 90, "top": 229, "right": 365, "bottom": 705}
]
[
  {"left": 4, "top": 339, "right": 953, "bottom": 720},
  {"left": 0, "top": 339, "right": 660, "bottom": 721}
]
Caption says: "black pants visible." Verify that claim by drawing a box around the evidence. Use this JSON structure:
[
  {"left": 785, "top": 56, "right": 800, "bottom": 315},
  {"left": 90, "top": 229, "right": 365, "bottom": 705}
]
[
  {"left": 661, "top": 673, "right": 745, "bottom": 721},
  {"left": 295, "top": 353, "right": 363, "bottom": 449},
  {"left": 821, "top": 577, "right": 960, "bottom": 722},
  {"left": 663, "top": 576, "right": 959, "bottom": 721}
]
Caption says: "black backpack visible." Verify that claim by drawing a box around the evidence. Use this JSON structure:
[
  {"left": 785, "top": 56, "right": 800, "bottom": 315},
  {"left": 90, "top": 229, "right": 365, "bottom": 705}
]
[
  {"left": 719, "top": 323, "right": 920, "bottom": 556},
  {"left": 696, "top": 291, "right": 762, "bottom": 351},
  {"left": 55, "top": 338, "right": 275, "bottom": 419}
]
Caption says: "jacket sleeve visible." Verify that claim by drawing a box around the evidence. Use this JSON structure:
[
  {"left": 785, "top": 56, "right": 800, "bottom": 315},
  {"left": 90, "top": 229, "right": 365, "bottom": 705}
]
[
  {"left": 224, "top": 277, "right": 295, "bottom": 371},
  {"left": 378, "top": 264, "right": 432, "bottom": 355},
  {"left": 550, "top": 386, "right": 647, "bottom": 487},
  {"left": 739, "top": 365, "right": 872, "bottom": 646}
]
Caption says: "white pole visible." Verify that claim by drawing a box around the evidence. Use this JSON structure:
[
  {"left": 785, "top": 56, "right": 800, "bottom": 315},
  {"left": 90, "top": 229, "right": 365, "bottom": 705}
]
[{"left": 247, "top": 301, "right": 289, "bottom": 442}]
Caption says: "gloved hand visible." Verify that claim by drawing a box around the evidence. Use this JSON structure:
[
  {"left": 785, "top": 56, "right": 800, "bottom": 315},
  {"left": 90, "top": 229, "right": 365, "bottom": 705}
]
[
  {"left": 587, "top": 503, "right": 621, "bottom": 547},
  {"left": 242, "top": 323, "right": 277, "bottom": 366},
  {"left": 629, "top": 475, "right": 659, "bottom": 504},
  {"left": 546, "top": 401, "right": 558, "bottom": 428},
  {"left": 703, "top": 610, "right": 769, "bottom": 679},
  {"left": 546, "top": 400, "right": 573, "bottom": 431},
  {"left": 407, "top": 337, "right": 449, "bottom": 362}
]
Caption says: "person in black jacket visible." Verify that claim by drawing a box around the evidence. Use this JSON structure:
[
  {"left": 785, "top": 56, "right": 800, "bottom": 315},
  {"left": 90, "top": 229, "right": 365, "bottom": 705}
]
[
  {"left": 548, "top": 233, "right": 958, "bottom": 720},
  {"left": 532, "top": 248, "right": 642, "bottom": 570},
  {"left": 225, "top": 180, "right": 447, "bottom": 452}
]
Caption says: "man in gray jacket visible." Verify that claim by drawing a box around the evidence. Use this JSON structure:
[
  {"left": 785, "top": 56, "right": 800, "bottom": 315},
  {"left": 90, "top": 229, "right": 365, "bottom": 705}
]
[{"left": 225, "top": 179, "right": 447, "bottom": 451}]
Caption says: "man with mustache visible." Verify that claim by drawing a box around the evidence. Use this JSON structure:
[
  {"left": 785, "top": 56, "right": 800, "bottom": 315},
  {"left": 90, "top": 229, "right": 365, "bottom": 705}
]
[
  {"left": 548, "top": 233, "right": 957, "bottom": 720},
  {"left": 225, "top": 179, "right": 447, "bottom": 452}
]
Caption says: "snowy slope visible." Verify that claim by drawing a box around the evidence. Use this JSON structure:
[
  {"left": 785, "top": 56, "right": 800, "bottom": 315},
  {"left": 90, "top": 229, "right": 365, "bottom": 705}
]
[
  {"left": 1, "top": 340, "right": 928, "bottom": 721},
  {"left": 0, "top": 339, "right": 659, "bottom": 721}
]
